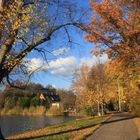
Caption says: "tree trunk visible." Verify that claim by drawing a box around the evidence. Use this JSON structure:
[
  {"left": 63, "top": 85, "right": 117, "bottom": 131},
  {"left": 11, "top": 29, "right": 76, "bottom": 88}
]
[
  {"left": 97, "top": 101, "right": 101, "bottom": 116},
  {"left": 118, "top": 82, "right": 121, "bottom": 112},
  {"left": 101, "top": 102, "right": 104, "bottom": 116}
]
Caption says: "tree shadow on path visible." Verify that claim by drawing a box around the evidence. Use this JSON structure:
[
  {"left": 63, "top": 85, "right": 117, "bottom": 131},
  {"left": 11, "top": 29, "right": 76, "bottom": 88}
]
[{"left": 102, "top": 116, "right": 135, "bottom": 125}]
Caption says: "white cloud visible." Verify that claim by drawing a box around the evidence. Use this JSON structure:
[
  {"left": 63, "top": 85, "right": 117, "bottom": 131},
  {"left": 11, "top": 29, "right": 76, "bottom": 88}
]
[
  {"left": 100, "top": 53, "right": 108, "bottom": 62},
  {"left": 80, "top": 57, "right": 96, "bottom": 67},
  {"left": 27, "top": 58, "right": 44, "bottom": 72},
  {"left": 49, "top": 56, "right": 76, "bottom": 69},
  {"left": 27, "top": 54, "right": 108, "bottom": 77},
  {"left": 79, "top": 54, "right": 108, "bottom": 67},
  {"left": 52, "top": 47, "right": 70, "bottom": 56},
  {"left": 28, "top": 56, "right": 77, "bottom": 77},
  {"left": 48, "top": 56, "right": 77, "bottom": 76}
]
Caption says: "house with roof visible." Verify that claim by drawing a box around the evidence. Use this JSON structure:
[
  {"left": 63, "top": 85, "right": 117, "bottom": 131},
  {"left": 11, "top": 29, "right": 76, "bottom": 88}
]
[{"left": 39, "top": 87, "right": 60, "bottom": 108}]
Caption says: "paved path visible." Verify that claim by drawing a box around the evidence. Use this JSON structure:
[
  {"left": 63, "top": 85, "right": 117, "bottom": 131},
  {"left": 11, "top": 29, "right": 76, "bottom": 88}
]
[{"left": 87, "top": 113, "right": 139, "bottom": 140}]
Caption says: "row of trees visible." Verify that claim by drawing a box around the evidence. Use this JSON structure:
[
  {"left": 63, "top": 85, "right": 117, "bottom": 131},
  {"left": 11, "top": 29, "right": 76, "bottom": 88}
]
[
  {"left": 0, "top": 93, "right": 41, "bottom": 109},
  {"left": 0, "top": 83, "right": 51, "bottom": 111},
  {"left": 73, "top": 60, "right": 140, "bottom": 116},
  {"left": 73, "top": 0, "right": 140, "bottom": 116},
  {"left": 57, "top": 89, "right": 76, "bottom": 110},
  {"left": 0, "top": 83, "right": 76, "bottom": 114},
  {"left": 0, "top": 0, "right": 139, "bottom": 117}
]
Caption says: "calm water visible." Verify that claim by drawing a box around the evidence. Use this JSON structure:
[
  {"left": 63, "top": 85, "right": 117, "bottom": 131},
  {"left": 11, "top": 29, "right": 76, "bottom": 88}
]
[{"left": 0, "top": 116, "right": 79, "bottom": 137}]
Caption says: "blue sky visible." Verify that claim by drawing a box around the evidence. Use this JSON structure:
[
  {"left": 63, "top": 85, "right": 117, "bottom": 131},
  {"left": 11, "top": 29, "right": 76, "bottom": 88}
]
[{"left": 27, "top": 0, "right": 107, "bottom": 89}]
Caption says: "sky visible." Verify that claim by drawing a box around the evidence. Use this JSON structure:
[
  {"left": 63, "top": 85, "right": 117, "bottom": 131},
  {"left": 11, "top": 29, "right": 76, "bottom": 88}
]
[{"left": 27, "top": 0, "right": 108, "bottom": 89}]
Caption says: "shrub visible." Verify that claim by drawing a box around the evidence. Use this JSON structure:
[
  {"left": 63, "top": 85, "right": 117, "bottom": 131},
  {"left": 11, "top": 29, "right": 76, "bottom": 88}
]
[
  {"left": 85, "top": 107, "right": 96, "bottom": 116},
  {"left": 77, "top": 106, "right": 96, "bottom": 116},
  {"left": 17, "top": 96, "right": 30, "bottom": 108},
  {"left": 129, "top": 94, "right": 140, "bottom": 116},
  {"left": 30, "top": 96, "right": 40, "bottom": 107}
]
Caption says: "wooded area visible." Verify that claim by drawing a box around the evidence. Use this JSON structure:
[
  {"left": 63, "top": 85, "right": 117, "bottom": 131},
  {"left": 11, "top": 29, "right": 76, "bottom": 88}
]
[
  {"left": 73, "top": 0, "right": 140, "bottom": 116},
  {"left": 0, "top": 0, "right": 140, "bottom": 139},
  {"left": 0, "top": 0, "right": 140, "bottom": 118}
]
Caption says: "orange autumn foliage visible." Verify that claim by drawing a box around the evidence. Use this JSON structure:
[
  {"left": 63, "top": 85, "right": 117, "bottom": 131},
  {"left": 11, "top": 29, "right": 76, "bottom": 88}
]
[{"left": 85, "top": 0, "right": 140, "bottom": 76}]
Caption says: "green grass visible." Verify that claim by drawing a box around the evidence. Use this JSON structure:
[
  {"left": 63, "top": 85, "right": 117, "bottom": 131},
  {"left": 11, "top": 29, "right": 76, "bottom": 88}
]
[{"left": 34, "top": 135, "right": 70, "bottom": 140}]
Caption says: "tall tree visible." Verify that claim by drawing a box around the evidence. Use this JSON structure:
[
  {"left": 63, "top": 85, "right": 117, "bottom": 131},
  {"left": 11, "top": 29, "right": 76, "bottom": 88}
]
[
  {"left": 85, "top": 0, "right": 140, "bottom": 112},
  {"left": 73, "top": 62, "right": 112, "bottom": 116},
  {"left": 85, "top": 0, "right": 140, "bottom": 78},
  {"left": 73, "top": 64, "right": 92, "bottom": 108}
]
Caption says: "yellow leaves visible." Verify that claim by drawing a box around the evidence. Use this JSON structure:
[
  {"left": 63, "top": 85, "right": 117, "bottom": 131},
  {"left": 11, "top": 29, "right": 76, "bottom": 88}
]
[
  {"left": 12, "top": 21, "right": 21, "bottom": 30},
  {"left": 5, "top": 53, "right": 10, "bottom": 59},
  {"left": 14, "top": 21, "right": 20, "bottom": 27},
  {"left": 6, "top": 58, "right": 20, "bottom": 70},
  {"left": 22, "top": 51, "right": 28, "bottom": 56}
]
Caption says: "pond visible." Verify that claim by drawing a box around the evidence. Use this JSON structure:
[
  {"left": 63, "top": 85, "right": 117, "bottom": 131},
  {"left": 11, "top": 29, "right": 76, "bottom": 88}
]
[{"left": 0, "top": 115, "right": 80, "bottom": 137}]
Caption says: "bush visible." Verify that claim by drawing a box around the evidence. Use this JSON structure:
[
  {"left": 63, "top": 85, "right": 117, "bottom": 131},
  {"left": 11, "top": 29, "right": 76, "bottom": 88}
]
[
  {"left": 76, "top": 105, "right": 96, "bottom": 116},
  {"left": 129, "top": 94, "right": 140, "bottom": 116},
  {"left": 17, "top": 96, "right": 30, "bottom": 108},
  {"left": 30, "top": 96, "right": 40, "bottom": 107},
  {"left": 85, "top": 107, "right": 96, "bottom": 116}
]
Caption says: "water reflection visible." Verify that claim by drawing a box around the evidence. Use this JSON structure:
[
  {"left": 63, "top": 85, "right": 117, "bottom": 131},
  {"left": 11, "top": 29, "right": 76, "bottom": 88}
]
[{"left": 0, "top": 116, "right": 78, "bottom": 137}]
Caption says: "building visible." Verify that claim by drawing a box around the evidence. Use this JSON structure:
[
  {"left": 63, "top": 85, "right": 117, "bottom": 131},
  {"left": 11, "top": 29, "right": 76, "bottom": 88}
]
[{"left": 39, "top": 87, "right": 60, "bottom": 108}]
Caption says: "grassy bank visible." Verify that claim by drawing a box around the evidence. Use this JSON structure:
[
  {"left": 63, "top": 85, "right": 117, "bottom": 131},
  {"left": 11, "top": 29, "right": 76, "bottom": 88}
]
[
  {"left": 7, "top": 115, "right": 109, "bottom": 140},
  {"left": 34, "top": 125, "right": 100, "bottom": 140}
]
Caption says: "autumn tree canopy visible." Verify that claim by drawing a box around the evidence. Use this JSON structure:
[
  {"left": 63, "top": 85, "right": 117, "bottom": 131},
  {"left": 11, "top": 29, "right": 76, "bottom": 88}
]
[
  {"left": 78, "top": 0, "right": 140, "bottom": 115},
  {"left": 85, "top": 0, "right": 140, "bottom": 79}
]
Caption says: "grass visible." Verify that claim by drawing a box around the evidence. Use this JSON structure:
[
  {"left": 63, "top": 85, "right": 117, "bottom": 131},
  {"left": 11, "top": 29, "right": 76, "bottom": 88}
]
[
  {"left": 7, "top": 115, "right": 109, "bottom": 140},
  {"left": 34, "top": 124, "right": 101, "bottom": 140}
]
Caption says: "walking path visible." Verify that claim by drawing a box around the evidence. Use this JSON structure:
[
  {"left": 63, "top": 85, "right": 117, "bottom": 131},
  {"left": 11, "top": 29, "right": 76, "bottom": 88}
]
[{"left": 87, "top": 112, "right": 139, "bottom": 140}]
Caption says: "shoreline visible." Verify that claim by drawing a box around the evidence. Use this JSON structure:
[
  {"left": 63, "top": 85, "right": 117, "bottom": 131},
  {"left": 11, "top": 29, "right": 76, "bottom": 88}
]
[
  {"left": 6, "top": 115, "right": 109, "bottom": 140},
  {"left": 0, "top": 112, "right": 81, "bottom": 117},
  {"left": 0, "top": 107, "right": 80, "bottom": 117}
]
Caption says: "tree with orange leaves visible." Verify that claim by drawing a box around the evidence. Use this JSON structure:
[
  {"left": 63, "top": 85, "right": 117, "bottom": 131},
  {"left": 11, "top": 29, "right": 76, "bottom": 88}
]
[
  {"left": 85, "top": 0, "right": 140, "bottom": 109},
  {"left": 85, "top": 0, "right": 140, "bottom": 78}
]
